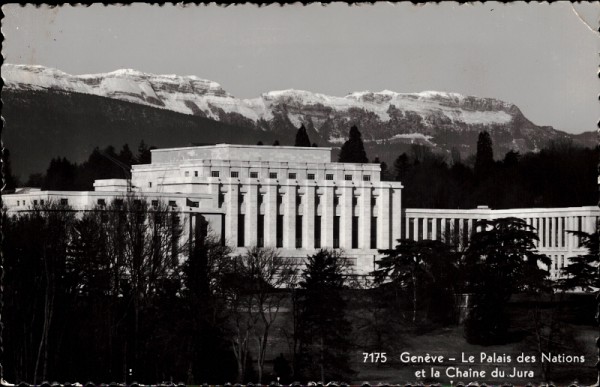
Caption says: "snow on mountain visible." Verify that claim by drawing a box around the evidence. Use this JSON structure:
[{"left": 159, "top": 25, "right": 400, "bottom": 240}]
[{"left": 2, "top": 64, "right": 515, "bottom": 129}]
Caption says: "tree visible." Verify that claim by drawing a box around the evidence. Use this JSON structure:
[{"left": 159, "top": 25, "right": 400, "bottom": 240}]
[
  {"left": 393, "top": 153, "right": 410, "bottom": 181},
  {"left": 373, "top": 157, "right": 391, "bottom": 181},
  {"left": 2, "top": 202, "right": 76, "bottom": 383},
  {"left": 462, "top": 217, "right": 551, "bottom": 345},
  {"left": 474, "top": 131, "right": 494, "bottom": 181},
  {"left": 294, "top": 125, "right": 311, "bottom": 147},
  {"left": 118, "top": 144, "right": 135, "bottom": 166},
  {"left": 559, "top": 230, "right": 600, "bottom": 291},
  {"left": 373, "top": 239, "right": 459, "bottom": 324},
  {"left": 137, "top": 140, "right": 153, "bottom": 164},
  {"left": 182, "top": 231, "right": 237, "bottom": 383},
  {"left": 295, "top": 249, "right": 355, "bottom": 381},
  {"left": 2, "top": 147, "right": 19, "bottom": 191},
  {"left": 43, "top": 157, "right": 78, "bottom": 191},
  {"left": 338, "top": 125, "right": 368, "bottom": 163},
  {"left": 227, "top": 247, "right": 297, "bottom": 383}
]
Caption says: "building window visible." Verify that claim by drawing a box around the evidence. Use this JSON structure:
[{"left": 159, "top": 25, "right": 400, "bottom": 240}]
[
  {"left": 60, "top": 198, "right": 69, "bottom": 206},
  {"left": 371, "top": 217, "right": 377, "bottom": 249},
  {"left": 250, "top": 171, "right": 259, "bottom": 178},
  {"left": 296, "top": 215, "right": 303, "bottom": 248},
  {"left": 257, "top": 215, "right": 265, "bottom": 247},
  {"left": 148, "top": 182, "right": 152, "bottom": 188},
  {"left": 169, "top": 200, "right": 177, "bottom": 207},
  {"left": 269, "top": 172, "right": 278, "bottom": 179},
  {"left": 40, "top": 200, "right": 44, "bottom": 205},
  {"left": 152, "top": 200, "right": 159, "bottom": 207},
  {"left": 307, "top": 173, "right": 315, "bottom": 180},
  {"left": 326, "top": 173, "right": 334, "bottom": 180},
  {"left": 194, "top": 171, "right": 198, "bottom": 177},
  {"left": 352, "top": 216, "right": 359, "bottom": 249},
  {"left": 314, "top": 216, "right": 321, "bottom": 248},
  {"left": 345, "top": 174, "right": 352, "bottom": 181},
  {"left": 288, "top": 172, "right": 297, "bottom": 179},
  {"left": 33, "top": 200, "right": 38, "bottom": 206},
  {"left": 211, "top": 171, "right": 220, "bottom": 178},
  {"left": 16, "top": 200, "right": 19, "bottom": 206},
  {"left": 238, "top": 214, "right": 245, "bottom": 247},
  {"left": 185, "top": 171, "right": 189, "bottom": 177},
  {"left": 276, "top": 215, "right": 284, "bottom": 248},
  {"left": 363, "top": 175, "right": 371, "bottom": 181},
  {"left": 231, "top": 171, "right": 239, "bottom": 178},
  {"left": 333, "top": 216, "right": 340, "bottom": 248},
  {"left": 97, "top": 198, "right": 106, "bottom": 206}
]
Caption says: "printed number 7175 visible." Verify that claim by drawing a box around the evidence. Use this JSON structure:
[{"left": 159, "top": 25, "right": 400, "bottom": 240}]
[{"left": 363, "top": 352, "right": 387, "bottom": 363}]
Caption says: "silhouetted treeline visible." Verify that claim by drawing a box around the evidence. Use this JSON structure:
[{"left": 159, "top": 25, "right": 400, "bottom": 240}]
[
  {"left": 393, "top": 137, "right": 598, "bottom": 209},
  {"left": 24, "top": 141, "right": 155, "bottom": 191},
  {"left": 3, "top": 199, "right": 357, "bottom": 384}
]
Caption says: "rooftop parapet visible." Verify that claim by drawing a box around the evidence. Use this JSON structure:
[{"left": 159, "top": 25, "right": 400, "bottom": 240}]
[{"left": 150, "top": 144, "right": 332, "bottom": 165}]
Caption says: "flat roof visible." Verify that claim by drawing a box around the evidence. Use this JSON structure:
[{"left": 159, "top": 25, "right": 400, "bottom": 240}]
[{"left": 151, "top": 143, "right": 333, "bottom": 153}]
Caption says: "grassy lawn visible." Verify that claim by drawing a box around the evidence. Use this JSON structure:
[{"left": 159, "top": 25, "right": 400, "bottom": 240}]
[
  {"left": 347, "top": 292, "right": 597, "bottom": 384},
  {"left": 253, "top": 291, "right": 597, "bottom": 385}
]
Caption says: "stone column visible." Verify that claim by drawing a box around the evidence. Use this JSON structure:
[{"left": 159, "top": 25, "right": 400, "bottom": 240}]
[
  {"left": 245, "top": 183, "right": 258, "bottom": 246},
  {"left": 440, "top": 218, "right": 447, "bottom": 242},
  {"left": 551, "top": 217, "right": 557, "bottom": 248},
  {"left": 359, "top": 186, "right": 372, "bottom": 249},
  {"left": 543, "top": 217, "right": 549, "bottom": 249},
  {"left": 225, "top": 183, "right": 239, "bottom": 247},
  {"left": 586, "top": 215, "right": 596, "bottom": 233},
  {"left": 422, "top": 217, "right": 429, "bottom": 241},
  {"left": 377, "top": 186, "right": 391, "bottom": 249},
  {"left": 467, "top": 218, "right": 473, "bottom": 241},
  {"left": 405, "top": 214, "right": 410, "bottom": 239},
  {"left": 304, "top": 183, "right": 316, "bottom": 249},
  {"left": 264, "top": 183, "right": 278, "bottom": 247},
  {"left": 534, "top": 218, "right": 540, "bottom": 248},
  {"left": 391, "top": 188, "right": 402, "bottom": 245},
  {"left": 322, "top": 184, "right": 335, "bottom": 248},
  {"left": 566, "top": 216, "right": 573, "bottom": 253},
  {"left": 431, "top": 217, "right": 438, "bottom": 241},
  {"left": 558, "top": 216, "right": 563, "bottom": 248},
  {"left": 413, "top": 218, "right": 419, "bottom": 241},
  {"left": 340, "top": 184, "right": 353, "bottom": 249},
  {"left": 283, "top": 185, "right": 297, "bottom": 249}
]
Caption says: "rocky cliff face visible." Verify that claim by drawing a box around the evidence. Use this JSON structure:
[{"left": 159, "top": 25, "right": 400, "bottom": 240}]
[{"left": 2, "top": 64, "right": 590, "bottom": 160}]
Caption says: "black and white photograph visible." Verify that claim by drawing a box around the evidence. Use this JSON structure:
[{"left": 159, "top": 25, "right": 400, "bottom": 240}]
[{"left": 1, "top": 2, "right": 599, "bottom": 385}]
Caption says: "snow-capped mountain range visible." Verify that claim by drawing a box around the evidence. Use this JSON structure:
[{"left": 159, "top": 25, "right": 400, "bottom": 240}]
[
  {"left": 2, "top": 63, "right": 589, "bottom": 163},
  {"left": 4, "top": 64, "right": 512, "bottom": 127}
]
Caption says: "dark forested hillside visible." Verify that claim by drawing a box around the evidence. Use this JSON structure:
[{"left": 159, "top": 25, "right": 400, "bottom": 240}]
[{"left": 2, "top": 89, "right": 279, "bottom": 180}]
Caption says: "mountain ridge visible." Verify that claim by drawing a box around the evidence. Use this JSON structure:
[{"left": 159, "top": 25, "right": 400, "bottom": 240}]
[{"left": 2, "top": 64, "right": 595, "bottom": 180}]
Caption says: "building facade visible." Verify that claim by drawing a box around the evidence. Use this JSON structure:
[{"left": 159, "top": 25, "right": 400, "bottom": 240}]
[{"left": 3, "top": 144, "right": 598, "bottom": 276}]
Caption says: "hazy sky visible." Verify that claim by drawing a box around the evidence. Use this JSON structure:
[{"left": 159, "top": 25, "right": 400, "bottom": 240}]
[{"left": 2, "top": 2, "right": 598, "bottom": 134}]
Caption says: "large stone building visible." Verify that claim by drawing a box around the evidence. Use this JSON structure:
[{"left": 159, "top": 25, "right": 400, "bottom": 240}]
[
  {"left": 3, "top": 143, "right": 598, "bottom": 276},
  {"left": 4, "top": 144, "right": 404, "bottom": 273}
]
